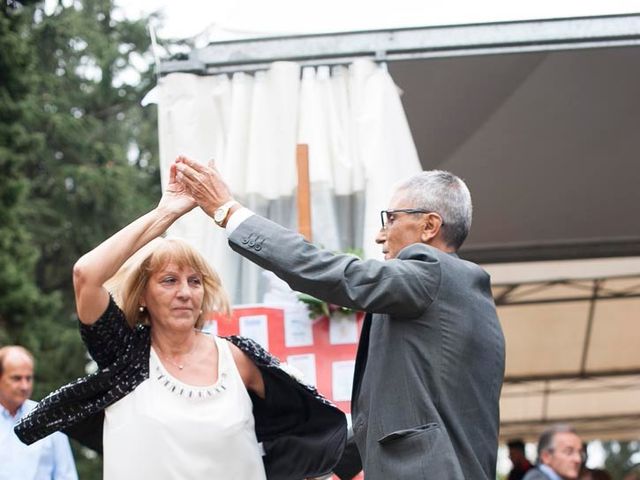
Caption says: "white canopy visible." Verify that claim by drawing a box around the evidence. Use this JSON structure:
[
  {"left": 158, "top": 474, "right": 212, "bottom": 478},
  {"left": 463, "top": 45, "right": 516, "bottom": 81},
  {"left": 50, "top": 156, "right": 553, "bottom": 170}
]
[{"left": 486, "top": 257, "right": 640, "bottom": 441}]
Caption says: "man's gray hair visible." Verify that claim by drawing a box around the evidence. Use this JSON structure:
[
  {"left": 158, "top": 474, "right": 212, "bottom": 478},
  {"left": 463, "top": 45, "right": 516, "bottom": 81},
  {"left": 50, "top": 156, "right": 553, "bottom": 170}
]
[
  {"left": 395, "top": 170, "right": 472, "bottom": 250},
  {"left": 537, "top": 424, "right": 578, "bottom": 459}
]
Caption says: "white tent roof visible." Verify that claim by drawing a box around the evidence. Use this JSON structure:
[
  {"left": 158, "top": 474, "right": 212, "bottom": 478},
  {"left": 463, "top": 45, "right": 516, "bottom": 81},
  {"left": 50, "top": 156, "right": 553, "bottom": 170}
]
[{"left": 486, "top": 258, "right": 640, "bottom": 441}]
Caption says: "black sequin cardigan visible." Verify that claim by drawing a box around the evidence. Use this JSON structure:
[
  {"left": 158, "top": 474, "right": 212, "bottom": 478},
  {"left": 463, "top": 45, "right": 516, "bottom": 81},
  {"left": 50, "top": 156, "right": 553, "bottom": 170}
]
[{"left": 15, "top": 296, "right": 347, "bottom": 480}]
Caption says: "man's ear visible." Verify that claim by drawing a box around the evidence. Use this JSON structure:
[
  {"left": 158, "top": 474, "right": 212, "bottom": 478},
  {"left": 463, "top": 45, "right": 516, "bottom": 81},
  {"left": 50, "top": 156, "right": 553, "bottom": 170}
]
[
  {"left": 420, "top": 213, "right": 443, "bottom": 244},
  {"left": 539, "top": 449, "right": 553, "bottom": 465}
]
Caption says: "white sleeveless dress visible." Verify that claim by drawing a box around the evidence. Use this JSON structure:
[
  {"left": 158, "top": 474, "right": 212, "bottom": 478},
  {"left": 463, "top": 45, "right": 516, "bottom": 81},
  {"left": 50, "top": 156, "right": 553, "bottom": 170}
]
[{"left": 103, "top": 335, "right": 267, "bottom": 480}]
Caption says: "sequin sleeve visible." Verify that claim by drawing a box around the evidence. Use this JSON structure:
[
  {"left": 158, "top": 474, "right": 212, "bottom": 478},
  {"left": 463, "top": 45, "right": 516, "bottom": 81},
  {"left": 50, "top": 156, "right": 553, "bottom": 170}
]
[{"left": 79, "top": 294, "right": 137, "bottom": 369}]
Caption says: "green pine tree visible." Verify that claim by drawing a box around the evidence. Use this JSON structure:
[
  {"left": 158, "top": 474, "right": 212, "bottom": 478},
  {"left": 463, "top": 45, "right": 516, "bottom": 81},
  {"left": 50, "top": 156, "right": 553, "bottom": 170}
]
[
  {"left": 602, "top": 440, "right": 640, "bottom": 479},
  {"left": 1, "top": 1, "right": 162, "bottom": 477},
  {"left": 0, "top": 0, "right": 65, "bottom": 354}
]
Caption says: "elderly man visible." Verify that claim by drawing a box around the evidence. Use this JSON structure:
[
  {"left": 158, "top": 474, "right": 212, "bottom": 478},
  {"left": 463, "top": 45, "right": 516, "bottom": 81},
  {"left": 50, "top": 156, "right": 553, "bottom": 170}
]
[
  {"left": 523, "top": 424, "right": 584, "bottom": 480},
  {"left": 0, "top": 346, "right": 77, "bottom": 480},
  {"left": 175, "top": 157, "right": 506, "bottom": 480}
]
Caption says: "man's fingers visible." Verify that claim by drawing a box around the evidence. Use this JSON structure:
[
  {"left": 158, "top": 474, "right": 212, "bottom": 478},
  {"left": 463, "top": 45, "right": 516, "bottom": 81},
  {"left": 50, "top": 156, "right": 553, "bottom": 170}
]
[
  {"left": 175, "top": 162, "right": 201, "bottom": 183},
  {"left": 176, "top": 155, "right": 195, "bottom": 166},
  {"left": 176, "top": 155, "right": 206, "bottom": 173}
]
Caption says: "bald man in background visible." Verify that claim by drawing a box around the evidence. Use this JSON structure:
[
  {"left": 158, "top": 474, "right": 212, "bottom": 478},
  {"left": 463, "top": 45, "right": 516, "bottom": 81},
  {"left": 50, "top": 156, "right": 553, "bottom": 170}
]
[{"left": 0, "top": 346, "right": 78, "bottom": 480}]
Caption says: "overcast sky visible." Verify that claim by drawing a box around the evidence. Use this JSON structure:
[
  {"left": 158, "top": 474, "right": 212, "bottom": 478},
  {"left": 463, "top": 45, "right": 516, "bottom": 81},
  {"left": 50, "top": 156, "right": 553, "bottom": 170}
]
[{"left": 114, "top": 0, "right": 640, "bottom": 43}]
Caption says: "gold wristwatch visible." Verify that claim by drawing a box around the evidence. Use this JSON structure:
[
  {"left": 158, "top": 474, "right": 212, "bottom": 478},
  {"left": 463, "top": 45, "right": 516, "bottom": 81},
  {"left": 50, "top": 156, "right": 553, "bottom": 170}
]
[{"left": 213, "top": 200, "right": 238, "bottom": 227}]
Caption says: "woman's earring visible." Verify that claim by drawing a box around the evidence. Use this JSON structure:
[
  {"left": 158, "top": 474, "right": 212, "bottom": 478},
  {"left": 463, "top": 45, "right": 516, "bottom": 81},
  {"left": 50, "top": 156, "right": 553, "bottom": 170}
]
[{"left": 139, "top": 306, "right": 145, "bottom": 313}]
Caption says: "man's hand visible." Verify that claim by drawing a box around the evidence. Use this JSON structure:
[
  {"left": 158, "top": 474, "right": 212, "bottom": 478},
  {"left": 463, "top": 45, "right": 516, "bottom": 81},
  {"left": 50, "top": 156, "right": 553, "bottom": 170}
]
[{"left": 174, "top": 155, "right": 234, "bottom": 217}]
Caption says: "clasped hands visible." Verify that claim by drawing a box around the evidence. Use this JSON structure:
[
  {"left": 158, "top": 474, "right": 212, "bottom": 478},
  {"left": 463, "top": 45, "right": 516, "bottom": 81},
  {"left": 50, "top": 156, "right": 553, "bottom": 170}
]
[{"left": 172, "top": 155, "right": 235, "bottom": 218}]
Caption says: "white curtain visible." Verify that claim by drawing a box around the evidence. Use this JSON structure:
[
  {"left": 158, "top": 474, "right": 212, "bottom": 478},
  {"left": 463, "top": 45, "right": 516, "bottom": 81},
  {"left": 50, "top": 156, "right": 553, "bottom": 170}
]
[{"left": 155, "top": 59, "right": 421, "bottom": 304}]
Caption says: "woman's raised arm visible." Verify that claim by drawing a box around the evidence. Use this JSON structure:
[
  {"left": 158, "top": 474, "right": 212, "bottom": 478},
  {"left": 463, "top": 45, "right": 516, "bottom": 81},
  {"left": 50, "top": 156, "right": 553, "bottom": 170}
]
[{"left": 73, "top": 160, "right": 196, "bottom": 324}]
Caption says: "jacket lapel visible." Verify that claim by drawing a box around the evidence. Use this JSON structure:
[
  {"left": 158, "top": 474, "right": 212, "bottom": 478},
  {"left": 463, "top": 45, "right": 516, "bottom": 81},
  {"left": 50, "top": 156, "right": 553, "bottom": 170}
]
[{"left": 351, "top": 312, "right": 372, "bottom": 409}]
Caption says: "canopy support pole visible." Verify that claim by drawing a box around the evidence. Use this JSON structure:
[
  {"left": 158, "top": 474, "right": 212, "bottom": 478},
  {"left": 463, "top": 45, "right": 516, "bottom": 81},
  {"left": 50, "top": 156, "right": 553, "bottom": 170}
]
[{"left": 296, "top": 144, "right": 312, "bottom": 241}]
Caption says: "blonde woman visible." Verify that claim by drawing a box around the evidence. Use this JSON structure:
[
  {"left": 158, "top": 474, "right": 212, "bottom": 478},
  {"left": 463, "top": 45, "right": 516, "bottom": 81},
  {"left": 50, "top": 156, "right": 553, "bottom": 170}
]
[{"left": 16, "top": 159, "right": 347, "bottom": 479}]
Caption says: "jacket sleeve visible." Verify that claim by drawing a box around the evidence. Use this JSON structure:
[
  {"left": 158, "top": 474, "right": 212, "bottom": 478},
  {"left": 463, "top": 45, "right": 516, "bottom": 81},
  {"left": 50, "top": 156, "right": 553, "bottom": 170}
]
[
  {"left": 229, "top": 215, "right": 441, "bottom": 317},
  {"left": 79, "top": 294, "right": 137, "bottom": 368}
]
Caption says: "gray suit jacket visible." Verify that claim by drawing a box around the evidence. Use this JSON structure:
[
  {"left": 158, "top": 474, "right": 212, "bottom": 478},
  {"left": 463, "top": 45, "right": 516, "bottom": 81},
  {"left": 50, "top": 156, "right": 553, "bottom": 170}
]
[{"left": 229, "top": 215, "right": 505, "bottom": 479}]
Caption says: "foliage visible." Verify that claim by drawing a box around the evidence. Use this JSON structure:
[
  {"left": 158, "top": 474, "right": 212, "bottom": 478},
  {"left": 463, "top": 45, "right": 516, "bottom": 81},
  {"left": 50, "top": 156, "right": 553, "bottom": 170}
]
[
  {"left": 0, "top": 0, "right": 59, "bottom": 464},
  {"left": 1, "top": 0, "right": 161, "bottom": 477},
  {"left": 601, "top": 440, "right": 640, "bottom": 479},
  {"left": 0, "top": 0, "right": 65, "bottom": 357},
  {"left": 297, "top": 292, "right": 358, "bottom": 319},
  {"left": 25, "top": 0, "right": 161, "bottom": 313}
]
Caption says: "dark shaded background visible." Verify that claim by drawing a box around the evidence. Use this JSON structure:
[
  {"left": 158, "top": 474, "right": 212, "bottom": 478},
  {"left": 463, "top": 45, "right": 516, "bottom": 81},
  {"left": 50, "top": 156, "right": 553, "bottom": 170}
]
[{"left": 390, "top": 46, "right": 640, "bottom": 263}]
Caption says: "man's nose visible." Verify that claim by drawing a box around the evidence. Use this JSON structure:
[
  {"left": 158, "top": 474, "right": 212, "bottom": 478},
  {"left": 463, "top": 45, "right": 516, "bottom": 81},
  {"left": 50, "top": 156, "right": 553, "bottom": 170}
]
[
  {"left": 19, "top": 378, "right": 31, "bottom": 390},
  {"left": 375, "top": 228, "right": 386, "bottom": 244}
]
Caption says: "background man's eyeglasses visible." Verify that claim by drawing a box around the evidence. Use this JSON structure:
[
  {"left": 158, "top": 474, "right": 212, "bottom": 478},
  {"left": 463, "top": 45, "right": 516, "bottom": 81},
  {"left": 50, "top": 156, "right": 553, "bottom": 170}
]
[{"left": 380, "top": 209, "right": 442, "bottom": 229}]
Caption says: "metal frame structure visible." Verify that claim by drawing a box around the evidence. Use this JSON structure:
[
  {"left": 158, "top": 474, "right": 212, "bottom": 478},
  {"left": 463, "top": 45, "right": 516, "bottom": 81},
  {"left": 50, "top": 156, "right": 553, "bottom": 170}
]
[
  {"left": 495, "top": 273, "right": 640, "bottom": 381},
  {"left": 160, "top": 14, "right": 640, "bottom": 75},
  {"left": 495, "top": 272, "right": 640, "bottom": 441}
]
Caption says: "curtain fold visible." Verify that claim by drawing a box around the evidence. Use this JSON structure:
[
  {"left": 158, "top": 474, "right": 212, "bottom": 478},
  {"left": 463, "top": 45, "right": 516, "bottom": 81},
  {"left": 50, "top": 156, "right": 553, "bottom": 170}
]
[{"left": 156, "top": 59, "right": 421, "bottom": 304}]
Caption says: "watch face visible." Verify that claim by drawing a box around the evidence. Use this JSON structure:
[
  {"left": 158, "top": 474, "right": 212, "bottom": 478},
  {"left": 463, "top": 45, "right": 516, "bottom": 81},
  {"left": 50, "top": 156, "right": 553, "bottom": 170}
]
[{"left": 214, "top": 207, "right": 226, "bottom": 222}]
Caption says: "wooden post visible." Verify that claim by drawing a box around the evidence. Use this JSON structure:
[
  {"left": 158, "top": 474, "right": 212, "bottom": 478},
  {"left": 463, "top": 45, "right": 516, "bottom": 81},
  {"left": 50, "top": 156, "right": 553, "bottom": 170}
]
[{"left": 296, "top": 144, "right": 312, "bottom": 241}]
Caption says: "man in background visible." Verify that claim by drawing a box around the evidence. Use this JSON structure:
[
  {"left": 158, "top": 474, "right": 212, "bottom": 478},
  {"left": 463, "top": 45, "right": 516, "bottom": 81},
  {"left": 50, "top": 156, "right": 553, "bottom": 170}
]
[
  {"left": 523, "top": 424, "right": 584, "bottom": 480},
  {"left": 0, "top": 345, "right": 78, "bottom": 480},
  {"left": 508, "top": 438, "right": 534, "bottom": 480}
]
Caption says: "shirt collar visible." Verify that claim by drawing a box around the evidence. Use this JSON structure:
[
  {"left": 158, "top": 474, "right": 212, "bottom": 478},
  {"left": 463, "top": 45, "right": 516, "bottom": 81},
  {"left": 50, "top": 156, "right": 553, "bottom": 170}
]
[
  {"left": 0, "top": 400, "right": 31, "bottom": 421},
  {"left": 539, "top": 464, "right": 563, "bottom": 480}
]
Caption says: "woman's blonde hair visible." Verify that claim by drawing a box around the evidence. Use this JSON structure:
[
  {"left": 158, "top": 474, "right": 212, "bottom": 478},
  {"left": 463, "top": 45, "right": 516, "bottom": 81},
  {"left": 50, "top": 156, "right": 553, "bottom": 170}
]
[{"left": 105, "top": 237, "right": 230, "bottom": 329}]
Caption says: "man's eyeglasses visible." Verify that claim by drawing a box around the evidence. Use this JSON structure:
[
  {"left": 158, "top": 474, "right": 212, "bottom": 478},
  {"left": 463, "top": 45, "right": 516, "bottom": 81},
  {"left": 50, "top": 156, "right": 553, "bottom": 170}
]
[{"left": 379, "top": 209, "right": 442, "bottom": 229}]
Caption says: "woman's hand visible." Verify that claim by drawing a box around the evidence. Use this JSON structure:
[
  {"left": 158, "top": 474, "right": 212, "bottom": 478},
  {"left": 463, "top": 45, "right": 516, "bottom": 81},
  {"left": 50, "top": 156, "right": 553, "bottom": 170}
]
[
  {"left": 174, "top": 156, "right": 233, "bottom": 218},
  {"left": 157, "top": 160, "right": 197, "bottom": 216}
]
